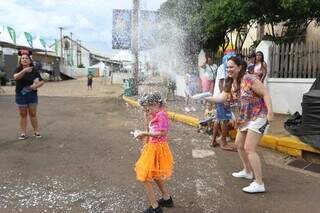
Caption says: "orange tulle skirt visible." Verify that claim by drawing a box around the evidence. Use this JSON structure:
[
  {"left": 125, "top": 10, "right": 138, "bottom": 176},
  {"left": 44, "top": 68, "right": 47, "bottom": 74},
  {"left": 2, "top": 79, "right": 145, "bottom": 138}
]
[{"left": 135, "top": 142, "right": 174, "bottom": 182}]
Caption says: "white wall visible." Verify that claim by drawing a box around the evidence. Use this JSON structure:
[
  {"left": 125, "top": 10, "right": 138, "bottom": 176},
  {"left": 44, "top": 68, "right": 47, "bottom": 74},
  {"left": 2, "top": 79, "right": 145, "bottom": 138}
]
[
  {"left": 81, "top": 50, "right": 90, "bottom": 68},
  {"left": 268, "top": 78, "right": 314, "bottom": 114}
]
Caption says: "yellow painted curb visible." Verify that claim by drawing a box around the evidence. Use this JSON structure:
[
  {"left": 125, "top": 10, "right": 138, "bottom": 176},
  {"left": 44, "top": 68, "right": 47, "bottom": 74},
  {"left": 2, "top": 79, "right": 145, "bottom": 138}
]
[
  {"left": 277, "top": 137, "right": 320, "bottom": 154},
  {"left": 260, "top": 135, "right": 279, "bottom": 150},
  {"left": 170, "top": 112, "right": 200, "bottom": 127},
  {"left": 276, "top": 145, "right": 301, "bottom": 157},
  {"left": 123, "top": 96, "right": 140, "bottom": 107},
  {"left": 123, "top": 96, "right": 320, "bottom": 158}
]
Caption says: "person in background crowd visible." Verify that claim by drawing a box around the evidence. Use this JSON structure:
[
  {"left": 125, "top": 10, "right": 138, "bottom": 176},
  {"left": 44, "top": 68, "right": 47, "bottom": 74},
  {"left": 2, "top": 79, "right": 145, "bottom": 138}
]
[
  {"left": 87, "top": 72, "right": 93, "bottom": 90},
  {"left": 253, "top": 51, "right": 267, "bottom": 82},
  {"left": 247, "top": 52, "right": 256, "bottom": 74},
  {"left": 200, "top": 56, "right": 217, "bottom": 94},
  {"left": 184, "top": 71, "right": 199, "bottom": 112},
  {"left": 101, "top": 65, "right": 110, "bottom": 85},
  {"left": 210, "top": 53, "right": 237, "bottom": 151},
  {"left": 166, "top": 74, "right": 176, "bottom": 101}
]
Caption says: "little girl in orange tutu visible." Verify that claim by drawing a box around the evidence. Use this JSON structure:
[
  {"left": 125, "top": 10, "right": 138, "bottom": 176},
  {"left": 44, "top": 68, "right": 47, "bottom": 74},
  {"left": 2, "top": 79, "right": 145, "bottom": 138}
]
[{"left": 134, "top": 92, "right": 174, "bottom": 213}]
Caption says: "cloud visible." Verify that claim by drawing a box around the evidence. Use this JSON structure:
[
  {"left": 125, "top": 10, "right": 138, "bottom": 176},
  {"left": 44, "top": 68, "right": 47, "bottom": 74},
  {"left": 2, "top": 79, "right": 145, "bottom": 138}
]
[
  {"left": 38, "top": 0, "right": 57, "bottom": 8},
  {"left": 75, "top": 15, "right": 94, "bottom": 30},
  {"left": 50, "top": 16, "right": 74, "bottom": 28}
]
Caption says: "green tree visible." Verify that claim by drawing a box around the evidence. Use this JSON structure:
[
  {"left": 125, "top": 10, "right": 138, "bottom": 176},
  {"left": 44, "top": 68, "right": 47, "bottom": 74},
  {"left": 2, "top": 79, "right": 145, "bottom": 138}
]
[{"left": 159, "top": 0, "right": 320, "bottom": 52}]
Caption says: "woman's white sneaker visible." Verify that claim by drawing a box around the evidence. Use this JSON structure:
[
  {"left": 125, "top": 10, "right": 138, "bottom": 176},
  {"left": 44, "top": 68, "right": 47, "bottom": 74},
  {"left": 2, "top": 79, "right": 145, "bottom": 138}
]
[
  {"left": 232, "top": 169, "right": 253, "bottom": 180},
  {"left": 242, "top": 181, "right": 265, "bottom": 193}
]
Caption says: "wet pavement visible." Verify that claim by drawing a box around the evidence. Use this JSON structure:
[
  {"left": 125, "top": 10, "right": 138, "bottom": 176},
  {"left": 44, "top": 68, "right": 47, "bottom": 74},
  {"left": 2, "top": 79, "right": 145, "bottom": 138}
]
[{"left": 0, "top": 79, "right": 319, "bottom": 213}]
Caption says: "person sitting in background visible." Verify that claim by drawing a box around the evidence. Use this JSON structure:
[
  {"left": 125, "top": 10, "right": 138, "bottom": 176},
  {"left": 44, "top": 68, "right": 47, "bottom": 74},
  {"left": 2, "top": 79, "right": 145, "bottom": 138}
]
[{"left": 198, "top": 101, "right": 216, "bottom": 134}]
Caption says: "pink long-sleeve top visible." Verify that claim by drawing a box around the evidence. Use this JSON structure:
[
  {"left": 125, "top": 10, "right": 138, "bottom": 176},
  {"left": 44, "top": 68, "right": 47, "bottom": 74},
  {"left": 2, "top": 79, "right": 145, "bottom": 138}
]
[{"left": 148, "top": 110, "right": 169, "bottom": 143}]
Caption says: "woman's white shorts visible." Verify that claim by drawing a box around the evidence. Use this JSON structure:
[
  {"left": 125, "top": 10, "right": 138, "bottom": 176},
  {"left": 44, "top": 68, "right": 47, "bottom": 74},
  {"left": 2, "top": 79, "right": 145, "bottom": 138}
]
[{"left": 239, "top": 117, "right": 269, "bottom": 135}]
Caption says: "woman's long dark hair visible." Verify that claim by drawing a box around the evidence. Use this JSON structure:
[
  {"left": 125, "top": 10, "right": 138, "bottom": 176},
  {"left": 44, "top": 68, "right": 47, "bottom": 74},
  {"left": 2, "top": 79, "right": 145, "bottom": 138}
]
[
  {"left": 254, "top": 51, "right": 264, "bottom": 64},
  {"left": 17, "top": 54, "right": 34, "bottom": 71},
  {"left": 224, "top": 56, "right": 247, "bottom": 93}
]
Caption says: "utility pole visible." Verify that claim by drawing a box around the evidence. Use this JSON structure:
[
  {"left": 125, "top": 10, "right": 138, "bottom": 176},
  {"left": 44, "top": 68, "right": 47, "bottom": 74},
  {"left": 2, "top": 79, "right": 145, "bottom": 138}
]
[
  {"left": 70, "top": 32, "right": 73, "bottom": 66},
  {"left": 79, "top": 40, "right": 82, "bottom": 65},
  {"left": 58, "top": 27, "right": 64, "bottom": 63},
  {"left": 76, "top": 39, "right": 79, "bottom": 66},
  {"left": 132, "top": 0, "right": 140, "bottom": 95}
]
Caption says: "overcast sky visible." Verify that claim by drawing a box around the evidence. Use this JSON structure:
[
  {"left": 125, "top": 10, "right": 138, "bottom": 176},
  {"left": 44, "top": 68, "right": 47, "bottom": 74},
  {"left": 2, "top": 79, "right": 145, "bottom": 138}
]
[{"left": 0, "top": 0, "right": 167, "bottom": 56}]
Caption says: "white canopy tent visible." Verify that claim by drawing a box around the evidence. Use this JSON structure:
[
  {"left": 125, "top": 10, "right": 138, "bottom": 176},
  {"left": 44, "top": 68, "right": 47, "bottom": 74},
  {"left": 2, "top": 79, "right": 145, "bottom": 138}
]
[
  {"left": 0, "top": 26, "right": 16, "bottom": 45},
  {"left": 45, "top": 45, "right": 55, "bottom": 53},
  {"left": 88, "top": 61, "right": 109, "bottom": 76},
  {"left": 33, "top": 36, "right": 46, "bottom": 51},
  {"left": 111, "top": 50, "right": 134, "bottom": 62},
  {"left": 0, "top": 25, "right": 55, "bottom": 53},
  {"left": 33, "top": 36, "right": 55, "bottom": 52},
  {"left": 16, "top": 32, "right": 32, "bottom": 48}
]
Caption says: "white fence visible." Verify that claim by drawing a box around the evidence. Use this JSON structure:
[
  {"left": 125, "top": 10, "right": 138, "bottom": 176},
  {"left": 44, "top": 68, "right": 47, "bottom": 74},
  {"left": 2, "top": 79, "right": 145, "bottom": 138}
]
[{"left": 258, "top": 40, "right": 315, "bottom": 114}]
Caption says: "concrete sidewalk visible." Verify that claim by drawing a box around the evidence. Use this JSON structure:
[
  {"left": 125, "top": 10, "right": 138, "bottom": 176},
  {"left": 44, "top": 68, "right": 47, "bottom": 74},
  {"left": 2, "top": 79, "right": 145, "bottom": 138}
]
[{"left": 123, "top": 96, "right": 320, "bottom": 161}]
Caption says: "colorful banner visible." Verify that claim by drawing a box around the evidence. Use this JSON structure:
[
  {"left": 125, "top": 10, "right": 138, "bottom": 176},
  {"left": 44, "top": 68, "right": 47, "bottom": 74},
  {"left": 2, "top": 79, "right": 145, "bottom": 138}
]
[
  {"left": 24, "top": 32, "right": 33, "bottom": 47},
  {"left": 40, "top": 38, "right": 46, "bottom": 49},
  {"left": 112, "top": 9, "right": 132, "bottom": 50},
  {"left": 7, "top": 26, "right": 16, "bottom": 44}
]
